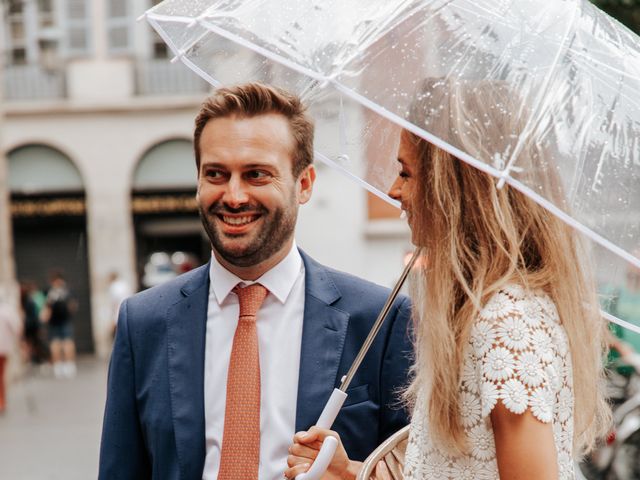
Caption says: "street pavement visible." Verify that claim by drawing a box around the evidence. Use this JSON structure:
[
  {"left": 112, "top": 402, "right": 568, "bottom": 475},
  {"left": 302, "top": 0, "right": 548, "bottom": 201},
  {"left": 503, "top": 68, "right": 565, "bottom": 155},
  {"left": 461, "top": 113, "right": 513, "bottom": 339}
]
[{"left": 0, "top": 357, "right": 109, "bottom": 480}]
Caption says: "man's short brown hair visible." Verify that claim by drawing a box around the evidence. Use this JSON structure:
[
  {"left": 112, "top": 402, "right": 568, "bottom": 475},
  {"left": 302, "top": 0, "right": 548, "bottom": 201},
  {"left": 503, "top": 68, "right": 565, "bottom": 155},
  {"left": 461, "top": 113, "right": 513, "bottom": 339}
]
[{"left": 193, "top": 82, "right": 314, "bottom": 177}]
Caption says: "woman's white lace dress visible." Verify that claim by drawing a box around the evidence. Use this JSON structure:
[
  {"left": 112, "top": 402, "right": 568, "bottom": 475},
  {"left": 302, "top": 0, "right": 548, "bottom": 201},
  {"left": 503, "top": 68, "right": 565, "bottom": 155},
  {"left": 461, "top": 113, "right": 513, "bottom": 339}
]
[{"left": 404, "top": 284, "right": 574, "bottom": 479}]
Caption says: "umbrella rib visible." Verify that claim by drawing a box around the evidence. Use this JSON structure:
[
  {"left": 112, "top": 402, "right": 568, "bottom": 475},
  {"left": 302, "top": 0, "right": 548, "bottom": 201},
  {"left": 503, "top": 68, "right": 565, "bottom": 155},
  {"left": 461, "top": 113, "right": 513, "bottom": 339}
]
[
  {"left": 197, "top": 20, "right": 330, "bottom": 83},
  {"left": 178, "top": 54, "right": 223, "bottom": 88},
  {"left": 602, "top": 311, "right": 640, "bottom": 336},
  {"left": 146, "top": 15, "right": 220, "bottom": 88},
  {"left": 146, "top": 12, "right": 207, "bottom": 25},
  {"left": 147, "top": 15, "right": 184, "bottom": 61}
]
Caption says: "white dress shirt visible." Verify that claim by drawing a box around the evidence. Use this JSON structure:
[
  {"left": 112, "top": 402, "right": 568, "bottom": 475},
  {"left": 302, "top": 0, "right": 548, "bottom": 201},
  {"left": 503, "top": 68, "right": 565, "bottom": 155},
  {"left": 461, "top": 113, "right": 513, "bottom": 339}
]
[{"left": 203, "top": 244, "right": 305, "bottom": 480}]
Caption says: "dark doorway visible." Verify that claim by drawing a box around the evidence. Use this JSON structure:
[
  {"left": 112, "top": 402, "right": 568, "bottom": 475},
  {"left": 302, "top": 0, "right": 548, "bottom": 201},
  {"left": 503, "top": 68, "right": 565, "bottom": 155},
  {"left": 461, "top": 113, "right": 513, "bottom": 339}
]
[{"left": 12, "top": 212, "right": 94, "bottom": 353}]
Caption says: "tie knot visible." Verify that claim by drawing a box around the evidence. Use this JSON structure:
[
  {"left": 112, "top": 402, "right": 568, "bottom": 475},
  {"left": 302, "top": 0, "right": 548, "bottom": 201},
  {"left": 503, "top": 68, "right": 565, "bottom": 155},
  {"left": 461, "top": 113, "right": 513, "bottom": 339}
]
[{"left": 233, "top": 283, "right": 268, "bottom": 319}]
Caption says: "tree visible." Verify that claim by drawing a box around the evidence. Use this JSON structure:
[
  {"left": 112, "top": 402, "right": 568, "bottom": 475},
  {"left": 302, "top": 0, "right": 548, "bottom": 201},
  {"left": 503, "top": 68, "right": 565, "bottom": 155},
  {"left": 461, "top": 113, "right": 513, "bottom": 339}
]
[{"left": 590, "top": 0, "right": 640, "bottom": 33}]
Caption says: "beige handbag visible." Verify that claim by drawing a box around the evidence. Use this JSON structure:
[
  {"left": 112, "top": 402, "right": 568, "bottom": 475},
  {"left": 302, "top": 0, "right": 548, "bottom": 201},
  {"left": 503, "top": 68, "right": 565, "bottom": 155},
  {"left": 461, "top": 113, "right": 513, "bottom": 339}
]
[{"left": 357, "top": 425, "right": 410, "bottom": 480}]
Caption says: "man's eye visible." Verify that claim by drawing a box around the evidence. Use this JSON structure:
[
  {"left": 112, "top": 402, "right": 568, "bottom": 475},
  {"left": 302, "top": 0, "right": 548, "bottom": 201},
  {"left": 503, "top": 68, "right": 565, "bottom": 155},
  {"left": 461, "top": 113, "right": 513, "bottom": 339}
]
[
  {"left": 399, "top": 171, "right": 410, "bottom": 179},
  {"left": 206, "top": 170, "right": 224, "bottom": 178},
  {"left": 247, "top": 170, "right": 269, "bottom": 180}
]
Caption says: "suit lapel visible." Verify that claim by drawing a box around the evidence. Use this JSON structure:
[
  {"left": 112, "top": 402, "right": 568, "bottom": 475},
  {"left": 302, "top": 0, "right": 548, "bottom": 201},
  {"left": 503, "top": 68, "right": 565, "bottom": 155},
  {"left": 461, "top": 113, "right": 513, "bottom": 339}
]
[
  {"left": 166, "top": 264, "right": 209, "bottom": 478},
  {"left": 296, "top": 251, "right": 350, "bottom": 431}
]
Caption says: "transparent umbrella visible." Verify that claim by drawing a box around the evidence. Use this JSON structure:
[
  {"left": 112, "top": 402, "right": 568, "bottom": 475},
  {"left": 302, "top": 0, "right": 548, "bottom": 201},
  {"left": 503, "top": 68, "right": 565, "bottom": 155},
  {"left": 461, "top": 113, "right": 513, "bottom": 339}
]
[{"left": 143, "top": 0, "right": 640, "bottom": 477}]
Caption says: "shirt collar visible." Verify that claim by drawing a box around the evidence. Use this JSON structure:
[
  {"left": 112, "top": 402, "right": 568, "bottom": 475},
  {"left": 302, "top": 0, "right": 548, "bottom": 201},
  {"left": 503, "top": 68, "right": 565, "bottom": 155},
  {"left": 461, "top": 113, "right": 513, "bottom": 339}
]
[{"left": 209, "top": 242, "right": 303, "bottom": 305}]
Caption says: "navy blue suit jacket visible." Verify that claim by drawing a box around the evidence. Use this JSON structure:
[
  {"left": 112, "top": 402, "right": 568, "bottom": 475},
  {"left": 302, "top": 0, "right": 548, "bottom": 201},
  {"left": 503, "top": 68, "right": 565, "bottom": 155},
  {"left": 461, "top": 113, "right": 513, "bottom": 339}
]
[{"left": 99, "top": 251, "right": 412, "bottom": 479}]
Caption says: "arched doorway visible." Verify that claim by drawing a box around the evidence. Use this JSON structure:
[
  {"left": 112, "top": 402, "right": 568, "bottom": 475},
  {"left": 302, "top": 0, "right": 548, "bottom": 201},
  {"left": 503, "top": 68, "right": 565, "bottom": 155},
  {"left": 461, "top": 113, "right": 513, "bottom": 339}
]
[
  {"left": 132, "top": 139, "right": 208, "bottom": 289},
  {"left": 8, "top": 144, "right": 94, "bottom": 353}
]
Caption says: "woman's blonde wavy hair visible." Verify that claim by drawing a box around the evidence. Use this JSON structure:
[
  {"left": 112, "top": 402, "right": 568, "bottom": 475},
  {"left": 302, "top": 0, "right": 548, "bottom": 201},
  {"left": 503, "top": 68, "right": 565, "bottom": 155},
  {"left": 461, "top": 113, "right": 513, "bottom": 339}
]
[{"left": 403, "top": 79, "right": 610, "bottom": 456}]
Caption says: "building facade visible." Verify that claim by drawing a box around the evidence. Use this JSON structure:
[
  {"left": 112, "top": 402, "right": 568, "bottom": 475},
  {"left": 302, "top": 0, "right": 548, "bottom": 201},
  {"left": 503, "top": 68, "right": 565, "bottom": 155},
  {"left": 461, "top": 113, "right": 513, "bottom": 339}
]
[{"left": 1, "top": 0, "right": 411, "bottom": 357}]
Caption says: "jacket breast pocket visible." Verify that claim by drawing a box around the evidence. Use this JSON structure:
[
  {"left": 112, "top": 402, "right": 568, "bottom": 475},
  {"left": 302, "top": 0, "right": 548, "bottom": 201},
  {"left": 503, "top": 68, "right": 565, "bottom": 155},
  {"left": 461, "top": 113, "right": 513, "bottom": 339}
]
[{"left": 342, "top": 384, "right": 370, "bottom": 407}]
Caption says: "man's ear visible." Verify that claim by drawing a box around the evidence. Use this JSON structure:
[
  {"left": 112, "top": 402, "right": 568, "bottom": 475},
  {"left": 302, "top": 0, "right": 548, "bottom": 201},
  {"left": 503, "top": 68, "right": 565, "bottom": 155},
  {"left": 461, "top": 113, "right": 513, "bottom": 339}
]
[{"left": 297, "top": 164, "right": 316, "bottom": 205}]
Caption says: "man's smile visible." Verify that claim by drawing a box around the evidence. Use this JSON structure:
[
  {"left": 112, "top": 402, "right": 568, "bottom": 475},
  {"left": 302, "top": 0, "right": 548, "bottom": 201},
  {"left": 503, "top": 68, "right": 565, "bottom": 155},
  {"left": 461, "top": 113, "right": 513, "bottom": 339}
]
[
  {"left": 219, "top": 214, "right": 261, "bottom": 226},
  {"left": 214, "top": 212, "right": 264, "bottom": 235}
]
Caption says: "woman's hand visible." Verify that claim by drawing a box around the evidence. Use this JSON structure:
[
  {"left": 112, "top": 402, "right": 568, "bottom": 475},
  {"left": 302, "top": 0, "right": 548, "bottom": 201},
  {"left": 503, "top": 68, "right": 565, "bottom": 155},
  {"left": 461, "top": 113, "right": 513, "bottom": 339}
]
[{"left": 284, "top": 426, "right": 362, "bottom": 480}]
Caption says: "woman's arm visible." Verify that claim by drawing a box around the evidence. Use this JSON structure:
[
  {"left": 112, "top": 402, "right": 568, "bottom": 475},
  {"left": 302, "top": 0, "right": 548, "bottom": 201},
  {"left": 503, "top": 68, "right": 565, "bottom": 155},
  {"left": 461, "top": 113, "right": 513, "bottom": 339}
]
[{"left": 491, "top": 402, "right": 558, "bottom": 480}]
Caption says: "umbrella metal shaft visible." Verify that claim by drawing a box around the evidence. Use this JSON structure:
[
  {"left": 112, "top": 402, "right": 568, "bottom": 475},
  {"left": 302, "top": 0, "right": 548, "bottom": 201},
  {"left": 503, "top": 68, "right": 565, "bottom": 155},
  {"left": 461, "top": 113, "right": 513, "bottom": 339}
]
[{"left": 339, "top": 249, "right": 419, "bottom": 392}]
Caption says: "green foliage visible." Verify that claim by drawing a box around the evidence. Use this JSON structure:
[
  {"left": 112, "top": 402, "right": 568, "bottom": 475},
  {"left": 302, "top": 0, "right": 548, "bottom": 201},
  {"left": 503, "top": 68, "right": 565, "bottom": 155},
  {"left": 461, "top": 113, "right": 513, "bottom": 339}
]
[
  {"left": 591, "top": 0, "right": 640, "bottom": 6},
  {"left": 590, "top": 0, "right": 640, "bottom": 33}
]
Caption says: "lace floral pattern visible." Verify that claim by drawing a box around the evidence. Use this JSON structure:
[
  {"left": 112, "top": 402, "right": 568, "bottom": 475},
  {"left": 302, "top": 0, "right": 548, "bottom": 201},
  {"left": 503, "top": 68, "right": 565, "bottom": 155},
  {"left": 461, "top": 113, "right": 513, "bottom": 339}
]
[{"left": 404, "top": 285, "right": 574, "bottom": 479}]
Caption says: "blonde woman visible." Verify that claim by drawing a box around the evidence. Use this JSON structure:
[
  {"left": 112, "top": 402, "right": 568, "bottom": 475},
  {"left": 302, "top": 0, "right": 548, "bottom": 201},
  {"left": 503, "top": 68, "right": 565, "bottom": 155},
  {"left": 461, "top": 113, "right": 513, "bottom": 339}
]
[{"left": 285, "top": 81, "right": 610, "bottom": 480}]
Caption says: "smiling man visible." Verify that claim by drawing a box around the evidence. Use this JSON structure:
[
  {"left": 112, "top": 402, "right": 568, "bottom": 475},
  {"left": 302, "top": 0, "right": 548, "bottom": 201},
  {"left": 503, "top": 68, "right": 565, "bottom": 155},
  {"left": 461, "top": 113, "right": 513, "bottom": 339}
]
[{"left": 99, "top": 83, "right": 413, "bottom": 480}]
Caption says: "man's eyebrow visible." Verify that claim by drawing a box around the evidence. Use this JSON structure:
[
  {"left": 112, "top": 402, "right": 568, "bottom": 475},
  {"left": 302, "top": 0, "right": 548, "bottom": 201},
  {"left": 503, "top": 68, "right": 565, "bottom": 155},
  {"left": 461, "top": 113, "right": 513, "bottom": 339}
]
[
  {"left": 199, "top": 161, "right": 276, "bottom": 170},
  {"left": 242, "top": 163, "right": 277, "bottom": 170},
  {"left": 200, "top": 162, "right": 227, "bottom": 168}
]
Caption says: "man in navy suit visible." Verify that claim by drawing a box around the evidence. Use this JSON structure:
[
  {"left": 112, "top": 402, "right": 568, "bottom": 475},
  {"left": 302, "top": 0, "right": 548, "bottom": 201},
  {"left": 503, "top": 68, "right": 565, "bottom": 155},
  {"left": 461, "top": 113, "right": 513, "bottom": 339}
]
[{"left": 99, "top": 83, "right": 412, "bottom": 480}]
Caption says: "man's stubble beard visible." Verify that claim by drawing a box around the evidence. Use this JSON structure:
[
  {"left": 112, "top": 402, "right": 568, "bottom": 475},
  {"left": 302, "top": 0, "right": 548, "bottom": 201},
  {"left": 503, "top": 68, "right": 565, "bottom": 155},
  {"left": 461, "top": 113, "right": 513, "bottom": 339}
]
[{"left": 198, "top": 196, "right": 298, "bottom": 268}]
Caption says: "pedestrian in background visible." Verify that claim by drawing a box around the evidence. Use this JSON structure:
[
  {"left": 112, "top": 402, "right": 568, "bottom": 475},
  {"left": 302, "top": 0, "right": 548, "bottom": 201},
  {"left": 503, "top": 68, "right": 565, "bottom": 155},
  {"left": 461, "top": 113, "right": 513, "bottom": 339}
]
[
  {"left": 20, "top": 280, "right": 47, "bottom": 365},
  {"left": 41, "top": 272, "right": 77, "bottom": 379},
  {"left": 0, "top": 286, "right": 22, "bottom": 414}
]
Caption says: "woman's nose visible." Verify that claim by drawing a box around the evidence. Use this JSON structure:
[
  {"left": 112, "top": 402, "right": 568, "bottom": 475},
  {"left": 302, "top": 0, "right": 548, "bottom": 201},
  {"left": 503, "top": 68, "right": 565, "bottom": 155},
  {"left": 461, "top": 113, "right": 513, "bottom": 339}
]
[{"left": 387, "top": 176, "right": 402, "bottom": 201}]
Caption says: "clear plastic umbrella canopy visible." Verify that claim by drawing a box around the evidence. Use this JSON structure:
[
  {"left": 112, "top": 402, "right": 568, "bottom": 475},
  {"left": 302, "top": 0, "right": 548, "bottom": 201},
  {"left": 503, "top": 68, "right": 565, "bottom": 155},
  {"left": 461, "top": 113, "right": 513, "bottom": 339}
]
[{"left": 145, "top": 0, "right": 640, "bottom": 332}]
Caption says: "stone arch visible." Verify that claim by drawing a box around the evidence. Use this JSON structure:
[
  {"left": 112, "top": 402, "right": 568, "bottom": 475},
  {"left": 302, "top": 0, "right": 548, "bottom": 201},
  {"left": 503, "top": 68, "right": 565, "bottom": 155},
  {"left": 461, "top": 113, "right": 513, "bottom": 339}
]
[
  {"left": 7, "top": 143, "right": 84, "bottom": 194},
  {"left": 132, "top": 137, "right": 196, "bottom": 191},
  {"left": 7, "top": 143, "right": 94, "bottom": 353}
]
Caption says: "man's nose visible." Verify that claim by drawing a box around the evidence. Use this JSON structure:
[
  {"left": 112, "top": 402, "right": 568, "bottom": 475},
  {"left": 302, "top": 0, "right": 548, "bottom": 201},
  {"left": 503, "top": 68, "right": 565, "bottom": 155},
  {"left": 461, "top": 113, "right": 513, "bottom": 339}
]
[
  {"left": 222, "top": 177, "right": 249, "bottom": 207},
  {"left": 387, "top": 177, "right": 402, "bottom": 201}
]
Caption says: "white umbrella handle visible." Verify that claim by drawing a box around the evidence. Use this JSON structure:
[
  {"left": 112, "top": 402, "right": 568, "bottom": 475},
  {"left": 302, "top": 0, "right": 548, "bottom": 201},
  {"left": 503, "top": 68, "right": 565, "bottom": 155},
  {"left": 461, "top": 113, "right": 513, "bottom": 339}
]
[{"left": 295, "top": 389, "right": 348, "bottom": 480}]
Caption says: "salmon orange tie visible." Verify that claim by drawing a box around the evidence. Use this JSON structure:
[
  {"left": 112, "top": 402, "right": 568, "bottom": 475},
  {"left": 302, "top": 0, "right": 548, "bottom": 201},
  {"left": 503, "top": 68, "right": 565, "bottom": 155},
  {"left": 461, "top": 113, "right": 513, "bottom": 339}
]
[{"left": 217, "top": 283, "right": 268, "bottom": 480}]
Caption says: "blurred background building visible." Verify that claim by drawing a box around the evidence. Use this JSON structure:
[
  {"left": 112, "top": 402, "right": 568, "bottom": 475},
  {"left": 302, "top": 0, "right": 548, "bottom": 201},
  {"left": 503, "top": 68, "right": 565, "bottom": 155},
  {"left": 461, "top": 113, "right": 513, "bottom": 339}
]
[{"left": 0, "top": 0, "right": 412, "bottom": 358}]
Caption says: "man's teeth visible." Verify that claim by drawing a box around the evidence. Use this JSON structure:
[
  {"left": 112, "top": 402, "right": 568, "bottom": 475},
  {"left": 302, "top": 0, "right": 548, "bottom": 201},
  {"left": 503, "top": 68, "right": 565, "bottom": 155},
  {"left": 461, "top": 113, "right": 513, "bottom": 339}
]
[
  {"left": 400, "top": 210, "right": 407, "bottom": 219},
  {"left": 223, "top": 215, "right": 256, "bottom": 225}
]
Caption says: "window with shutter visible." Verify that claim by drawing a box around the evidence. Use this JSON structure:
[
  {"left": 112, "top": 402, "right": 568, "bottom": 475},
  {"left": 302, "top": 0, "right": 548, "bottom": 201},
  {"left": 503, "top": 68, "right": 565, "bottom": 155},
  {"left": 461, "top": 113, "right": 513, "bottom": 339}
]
[
  {"left": 65, "top": 0, "right": 90, "bottom": 56},
  {"left": 107, "top": 0, "right": 130, "bottom": 54},
  {"left": 6, "top": 0, "right": 26, "bottom": 65},
  {"left": 149, "top": 0, "right": 167, "bottom": 58},
  {"left": 37, "top": 0, "right": 54, "bottom": 27}
]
